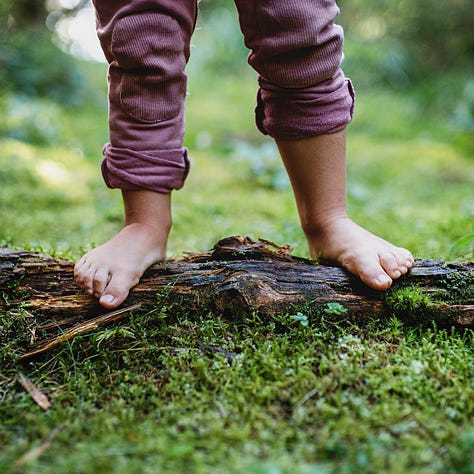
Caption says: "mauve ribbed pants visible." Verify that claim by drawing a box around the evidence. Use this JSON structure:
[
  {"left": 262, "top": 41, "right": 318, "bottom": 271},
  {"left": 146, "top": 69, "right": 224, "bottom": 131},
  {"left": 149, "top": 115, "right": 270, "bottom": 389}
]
[{"left": 92, "top": 0, "right": 355, "bottom": 193}]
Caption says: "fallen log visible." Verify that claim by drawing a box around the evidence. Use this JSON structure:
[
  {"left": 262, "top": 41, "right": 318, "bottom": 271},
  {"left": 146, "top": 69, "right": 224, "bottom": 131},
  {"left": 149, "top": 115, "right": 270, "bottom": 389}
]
[{"left": 1, "top": 236, "right": 473, "bottom": 359}]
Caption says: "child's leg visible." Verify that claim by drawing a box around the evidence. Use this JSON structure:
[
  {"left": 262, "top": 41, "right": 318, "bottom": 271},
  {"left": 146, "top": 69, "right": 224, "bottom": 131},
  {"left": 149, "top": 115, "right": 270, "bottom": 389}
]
[
  {"left": 277, "top": 131, "right": 413, "bottom": 289},
  {"left": 234, "top": 0, "right": 413, "bottom": 288},
  {"left": 75, "top": 1, "right": 197, "bottom": 308}
]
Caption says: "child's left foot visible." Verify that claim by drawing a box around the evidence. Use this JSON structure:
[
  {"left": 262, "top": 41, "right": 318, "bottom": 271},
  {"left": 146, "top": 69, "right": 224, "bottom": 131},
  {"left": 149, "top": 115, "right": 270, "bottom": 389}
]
[{"left": 306, "top": 216, "right": 414, "bottom": 290}]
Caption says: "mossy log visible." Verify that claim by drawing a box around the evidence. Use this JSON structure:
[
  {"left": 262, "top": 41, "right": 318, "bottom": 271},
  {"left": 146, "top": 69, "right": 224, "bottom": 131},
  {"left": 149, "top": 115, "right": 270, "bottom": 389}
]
[{"left": 1, "top": 236, "right": 473, "bottom": 359}]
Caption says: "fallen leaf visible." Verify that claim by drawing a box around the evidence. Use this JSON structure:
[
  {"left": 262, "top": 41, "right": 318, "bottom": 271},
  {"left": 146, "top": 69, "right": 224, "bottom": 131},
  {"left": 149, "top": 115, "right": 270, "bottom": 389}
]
[{"left": 16, "top": 373, "right": 51, "bottom": 411}]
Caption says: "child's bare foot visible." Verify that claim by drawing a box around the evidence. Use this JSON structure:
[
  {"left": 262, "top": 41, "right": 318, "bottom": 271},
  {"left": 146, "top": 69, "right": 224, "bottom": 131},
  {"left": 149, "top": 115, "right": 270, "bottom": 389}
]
[
  {"left": 74, "top": 190, "right": 171, "bottom": 309},
  {"left": 307, "top": 216, "right": 414, "bottom": 290},
  {"left": 74, "top": 223, "right": 168, "bottom": 309}
]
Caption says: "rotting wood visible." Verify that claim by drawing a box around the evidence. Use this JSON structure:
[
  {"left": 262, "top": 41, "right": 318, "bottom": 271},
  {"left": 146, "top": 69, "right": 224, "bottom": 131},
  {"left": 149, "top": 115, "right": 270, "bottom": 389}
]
[{"left": 1, "top": 236, "right": 473, "bottom": 359}]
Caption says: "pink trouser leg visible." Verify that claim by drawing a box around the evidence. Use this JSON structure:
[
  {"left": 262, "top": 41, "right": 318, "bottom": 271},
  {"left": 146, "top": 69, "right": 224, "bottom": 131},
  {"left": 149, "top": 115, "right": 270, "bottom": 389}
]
[
  {"left": 92, "top": 0, "right": 197, "bottom": 192},
  {"left": 234, "top": 0, "right": 355, "bottom": 139},
  {"left": 93, "top": 0, "right": 354, "bottom": 192}
]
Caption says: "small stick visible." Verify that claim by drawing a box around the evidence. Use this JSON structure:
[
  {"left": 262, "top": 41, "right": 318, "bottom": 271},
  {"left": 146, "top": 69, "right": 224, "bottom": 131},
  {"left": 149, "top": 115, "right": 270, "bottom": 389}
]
[
  {"left": 15, "top": 425, "right": 63, "bottom": 466},
  {"left": 294, "top": 387, "right": 319, "bottom": 410},
  {"left": 20, "top": 303, "right": 142, "bottom": 360}
]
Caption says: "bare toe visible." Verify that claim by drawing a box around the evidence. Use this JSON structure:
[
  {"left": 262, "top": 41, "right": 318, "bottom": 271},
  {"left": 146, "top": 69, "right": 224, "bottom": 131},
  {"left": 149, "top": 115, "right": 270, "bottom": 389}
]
[
  {"left": 358, "top": 263, "right": 392, "bottom": 290},
  {"left": 73, "top": 258, "right": 86, "bottom": 276},
  {"left": 93, "top": 267, "right": 110, "bottom": 298},
  {"left": 380, "top": 252, "right": 402, "bottom": 279},
  {"left": 75, "top": 221, "right": 170, "bottom": 308},
  {"left": 342, "top": 252, "right": 392, "bottom": 291},
  {"left": 401, "top": 249, "right": 415, "bottom": 269},
  {"left": 99, "top": 271, "right": 139, "bottom": 309},
  {"left": 393, "top": 253, "right": 408, "bottom": 274},
  {"left": 393, "top": 248, "right": 415, "bottom": 275},
  {"left": 308, "top": 217, "right": 415, "bottom": 291},
  {"left": 74, "top": 261, "right": 92, "bottom": 292},
  {"left": 81, "top": 264, "right": 99, "bottom": 295},
  {"left": 73, "top": 259, "right": 86, "bottom": 282}
]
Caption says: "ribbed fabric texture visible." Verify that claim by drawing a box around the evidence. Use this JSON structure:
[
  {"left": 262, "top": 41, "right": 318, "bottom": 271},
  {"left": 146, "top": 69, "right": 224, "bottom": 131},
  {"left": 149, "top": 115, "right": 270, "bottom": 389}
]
[
  {"left": 235, "top": 0, "right": 344, "bottom": 88},
  {"left": 256, "top": 76, "right": 355, "bottom": 140},
  {"left": 235, "top": 0, "right": 354, "bottom": 138},
  {"left": 93, "top": 0, "right": 355, "bottom": 192},
  {"left": 111, "top": 12, "right": 186, "bottom": 123},
  {"left": 93, "top": 1, "right": 197, "bottom": 193}
]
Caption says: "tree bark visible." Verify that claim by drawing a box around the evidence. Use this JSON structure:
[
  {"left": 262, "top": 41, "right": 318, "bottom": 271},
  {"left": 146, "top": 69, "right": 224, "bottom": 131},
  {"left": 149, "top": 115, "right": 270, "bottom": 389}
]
[{"left": 1, "top": 236, "right": 472, "bottom": 359}]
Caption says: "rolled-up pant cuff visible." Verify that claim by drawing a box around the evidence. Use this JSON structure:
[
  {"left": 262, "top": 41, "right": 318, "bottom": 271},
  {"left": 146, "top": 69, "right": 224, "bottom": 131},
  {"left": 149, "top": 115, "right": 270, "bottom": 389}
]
[
  {"left": 101, "top": 143, "right": 190, "bottom": 193},
  {"left": 256, "top": 76, "right": 355, "bottom": 140},
  {"left": 234, "top": 0, "right": 355, "bottom": 140}
]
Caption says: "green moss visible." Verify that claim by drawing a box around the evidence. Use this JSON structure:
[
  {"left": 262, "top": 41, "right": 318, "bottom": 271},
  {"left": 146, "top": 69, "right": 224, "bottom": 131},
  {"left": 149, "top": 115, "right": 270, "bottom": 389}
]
[
  {"left": 384, "top": 281, "right": 474, "bottom": 328},
  {"left": 385, "top": 285, "right": 432, "bottom": 320},
  {"left": 440, "top": 270, "right": 474, "bottom": 304}
]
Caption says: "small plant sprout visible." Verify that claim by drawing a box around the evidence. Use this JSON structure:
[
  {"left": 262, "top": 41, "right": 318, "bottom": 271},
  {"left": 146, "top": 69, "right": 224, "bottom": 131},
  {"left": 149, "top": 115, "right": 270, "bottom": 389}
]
[
  {"left": 289, "top": 312, "right": 309, "bottom": 326},
  {"left": 95, "top": 326, "right": 136, "bottom": 348},
  {"left": 324, "top": 302, "right": 348, "bottom": 315}
]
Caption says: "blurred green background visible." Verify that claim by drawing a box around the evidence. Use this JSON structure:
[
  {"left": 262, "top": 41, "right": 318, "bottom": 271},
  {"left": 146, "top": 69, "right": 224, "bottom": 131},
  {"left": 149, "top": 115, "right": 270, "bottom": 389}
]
[{"left": 0, "top": 0, "right": 473, "bottom": 258}]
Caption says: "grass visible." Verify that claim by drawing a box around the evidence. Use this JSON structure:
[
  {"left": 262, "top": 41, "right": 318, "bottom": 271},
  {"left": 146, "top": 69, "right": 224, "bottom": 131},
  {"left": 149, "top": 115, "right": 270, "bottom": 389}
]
[{"left": 1, "top": 48, "right": 473, "bottom": 473}]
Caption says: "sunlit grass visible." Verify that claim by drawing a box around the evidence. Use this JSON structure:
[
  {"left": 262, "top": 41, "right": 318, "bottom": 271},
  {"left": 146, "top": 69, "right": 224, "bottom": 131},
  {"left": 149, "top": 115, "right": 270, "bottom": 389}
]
[{"left": 347, "top": 134, "right": 473, "bottom": 259}]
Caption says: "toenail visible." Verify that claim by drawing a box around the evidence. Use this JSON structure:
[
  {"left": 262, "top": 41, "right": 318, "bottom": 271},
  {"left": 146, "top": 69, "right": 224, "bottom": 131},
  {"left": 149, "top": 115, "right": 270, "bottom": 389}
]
[
  {"left": 393, "top": 270, "right": 401, "bottom": 278},
  {"left": 377, "top": 275, "right": 391, "bottom": 286},
  {"left": 101, "top": 294, "right": 115, "bottom": 305}
]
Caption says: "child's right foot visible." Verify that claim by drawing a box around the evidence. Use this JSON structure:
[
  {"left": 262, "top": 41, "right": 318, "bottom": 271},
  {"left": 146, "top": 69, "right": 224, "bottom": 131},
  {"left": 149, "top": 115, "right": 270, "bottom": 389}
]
[
  {"left": 74, "top": 223, "right": 169, "bottom": 309},
  {"left": 74, "top": 189, "right": 172, "bottom": 309}
]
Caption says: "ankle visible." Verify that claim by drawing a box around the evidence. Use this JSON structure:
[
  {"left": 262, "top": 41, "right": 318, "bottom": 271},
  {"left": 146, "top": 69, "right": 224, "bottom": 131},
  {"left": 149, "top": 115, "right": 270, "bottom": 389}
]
[
  {"left": 124, "top": 212, "right": 173, "bottom": 234},
  {"left": 125, "top": 214, "right": 172, "bottom": 234},
  {"left": 300, "top": 210, "right": 349, "bottom": 241},
  {"left": 122, "top": 189, "right": 172, "bottom": 236},
  {"left": 120, "top": 220, "right": 172, "bottom": 250}
]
